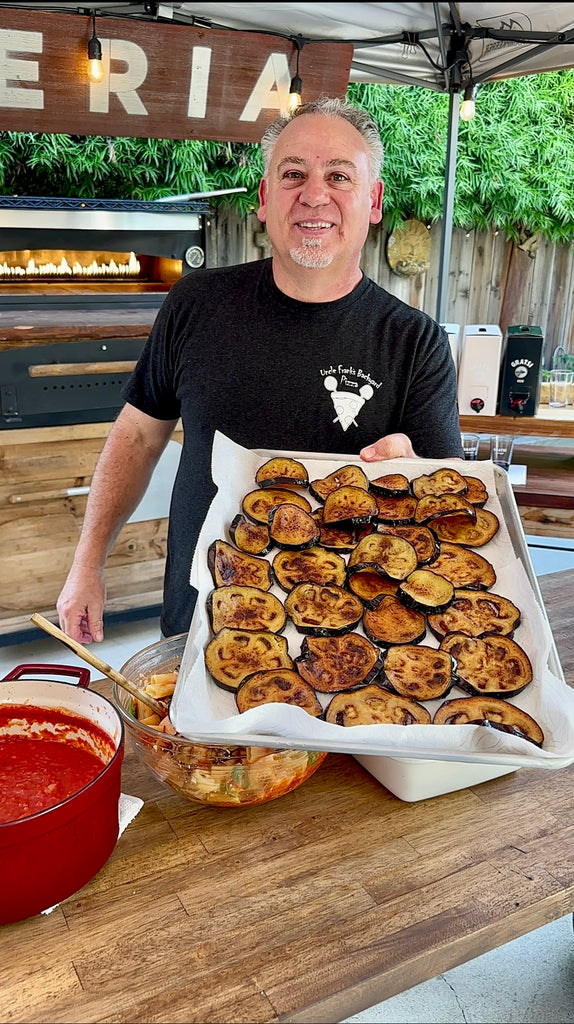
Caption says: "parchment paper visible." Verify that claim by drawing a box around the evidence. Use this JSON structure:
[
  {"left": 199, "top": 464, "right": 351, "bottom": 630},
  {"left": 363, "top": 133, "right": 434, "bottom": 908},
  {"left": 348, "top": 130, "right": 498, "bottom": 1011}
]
[{"left": 170, "top": 431, "right": 574, "bottom": 770}]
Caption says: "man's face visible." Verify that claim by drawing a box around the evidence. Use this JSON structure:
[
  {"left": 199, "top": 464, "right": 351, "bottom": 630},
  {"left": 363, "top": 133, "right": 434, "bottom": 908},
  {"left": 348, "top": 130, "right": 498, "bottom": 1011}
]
[{"left": 257, "top": 113, "right": 383, "bottom": 271}]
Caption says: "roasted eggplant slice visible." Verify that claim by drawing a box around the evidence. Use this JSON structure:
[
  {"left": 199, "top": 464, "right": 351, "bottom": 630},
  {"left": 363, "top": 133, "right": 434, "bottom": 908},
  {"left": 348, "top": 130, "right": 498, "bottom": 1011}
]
[
  {"left": 398, "top": 568, "right": 454, "bottom": 615},
  {"left": 414, "top": 492, "right": 477, "bottom": 526},
  {"left": 346, "top": 569, "right": 399, "bottom": 608},
  {"left": 433, "top": 696, "right": 544, "bottom": 747},
  {"left": 377, "top": 524, "right": 440, "bottom": 566},
  {"left": 207, "top": 539, "right": 272, "bottom": 591},
  {"left": 462, "top": 476, "right": 489, "bottom": 507},
  {"left": 242, "top": 487, "right": 312, "bottom": 525},
  {"left": 312, "top": 508, "right": 363, "bottom": 552},
  {"left": 235, "top": 669, "right": 322, "bottom": 716},
  {"left": 382, "top": 644, "right": 456, "bottom": 701},
  {"left": 374, "top": 494, "right": 417, "bottom": 525},
  {"left": 229, "top": 513, "right": 273, "bottom": 556},
  {"left": 411, "top": 468, "right": 468, "bottom": 499},
  {"left": 255, "top": 457, "right": 309, "bottom": 489},
  {"left": 205, "top": 628, "right": 293, "bottom": 692},
  {"left": 363, "top": 594, "right": 427, "bottom": 647},
  {"left": 207, "top": 585, "right": 287, "bottom": 634},
  {"left": 427, "top": 589, "right": 521, "bottom": 640},
  {"left": 430, "top": 507, "right": 500, "bottom": 547},
  {"left": 439, "top": 633, "right": 533, "bottom": 698},
  {"left": 272, "top": 546, "right": 346, "bottom": 592},
  {"left": 428, "top": 543, "right": 496, "bottom": 590},
  {"left": 369, "top": 473, "right": 410, "bottom": 497},
  {"left": 285, "top": 582, "right": 363, "bottom": 636},
  {"left": 322, "top": 484, "right": 378, "bottom": 527},
  {"left": 296, "top": 633, "right": 383, "bottom": 692},
  {"left": 268, "top": 503, "right": 321, "bottom": 550},
  {"left": 324, "top": 685, "right": 431, "bottom": 726},
  {"left": 309, "top": 464, "right": 370, "bottom": 503},
  {"left": 347, "top": 532, "right": 418, "bottom": 581}
]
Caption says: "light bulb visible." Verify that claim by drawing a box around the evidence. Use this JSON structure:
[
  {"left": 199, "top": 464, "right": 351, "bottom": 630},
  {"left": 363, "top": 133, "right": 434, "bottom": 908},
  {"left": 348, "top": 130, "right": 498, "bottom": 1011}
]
[
  {"left": 88, "top": 57, "right": 104, "bottom": 83},
  {"left": 460, "top": 97, "right": 476, "bottom": 121},
  {"left": 87, "top": 15, "right": 103, "bottom": 83},
  {"left": 288, "top": 75, "right": 302, "bottom": 113}
]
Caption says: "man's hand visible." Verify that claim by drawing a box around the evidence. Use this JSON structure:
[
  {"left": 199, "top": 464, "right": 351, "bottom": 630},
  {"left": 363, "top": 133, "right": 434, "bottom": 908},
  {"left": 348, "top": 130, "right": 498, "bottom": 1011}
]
[
  {"left": 56, "top": 563, "right": 106, "bottom": 643},
  {"left": 360, "top": 433, "right": 417, "bottom": 461}
]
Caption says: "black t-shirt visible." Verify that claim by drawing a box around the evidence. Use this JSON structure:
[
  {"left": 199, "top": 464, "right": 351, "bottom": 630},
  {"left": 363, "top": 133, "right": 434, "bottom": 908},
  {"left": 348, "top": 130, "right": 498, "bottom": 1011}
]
[{"left": 122, "top": 258, "right": 463, "bottom": 635}]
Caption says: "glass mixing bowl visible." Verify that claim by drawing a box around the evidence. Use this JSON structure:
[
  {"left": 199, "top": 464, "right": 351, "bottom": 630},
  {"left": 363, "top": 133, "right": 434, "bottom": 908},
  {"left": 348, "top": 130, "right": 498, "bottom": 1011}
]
[{"left": 115, "top": 634, "right": 327, "bottom": 808}]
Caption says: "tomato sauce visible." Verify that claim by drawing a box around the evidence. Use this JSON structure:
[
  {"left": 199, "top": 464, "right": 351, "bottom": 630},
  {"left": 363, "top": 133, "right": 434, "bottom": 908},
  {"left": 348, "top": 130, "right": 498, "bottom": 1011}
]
[{"left": 0, "top": 705, "right": 113, "bottom": 825}]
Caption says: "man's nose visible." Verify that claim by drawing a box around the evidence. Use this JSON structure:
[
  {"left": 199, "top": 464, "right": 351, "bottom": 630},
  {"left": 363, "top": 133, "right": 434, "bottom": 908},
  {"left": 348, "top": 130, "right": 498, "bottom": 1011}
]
[{"left": 299, "top": 174, "right": 330, "bottom": 206}]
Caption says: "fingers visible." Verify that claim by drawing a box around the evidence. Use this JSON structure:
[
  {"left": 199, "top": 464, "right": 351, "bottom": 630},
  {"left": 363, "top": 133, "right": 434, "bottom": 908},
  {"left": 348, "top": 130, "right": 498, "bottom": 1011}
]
[
  {"left": 360, "top": 433, "right": 417, "bottom": 461},
  {"left": 56, "top": 568, "right": 106, "bottom": 643}
]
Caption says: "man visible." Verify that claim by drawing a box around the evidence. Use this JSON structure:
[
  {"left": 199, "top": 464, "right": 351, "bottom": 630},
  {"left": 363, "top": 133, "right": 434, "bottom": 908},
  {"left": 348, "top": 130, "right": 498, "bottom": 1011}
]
[{"left": 57, "top": 96, "right": 462, "bottom": 643}]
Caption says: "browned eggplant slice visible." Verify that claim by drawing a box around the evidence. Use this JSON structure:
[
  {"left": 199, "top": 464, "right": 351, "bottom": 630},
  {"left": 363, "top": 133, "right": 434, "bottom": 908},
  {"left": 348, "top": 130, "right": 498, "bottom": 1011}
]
[
  {"left": 242, "top": 487, "right": 312, "bottom": 525},
  {"left": 272, "top": 546, "right": 346, "bottom": 592},
  {"left": 363, "top": 594, "right": 427, "bottom": 647},
  {"left": 324, "top": 684, "right": 431, "bottom": 726},
  {"left": 235, "top": 669, "right": 323, "bottom": 716},
  {"left": 285, "top": 582, "right": 363, "bottom": 636},
  {"left": 428, "top": 543, "right": 497, "bottom": 589},
  {"left": 322, "top": 484, "right": 378, "bottom": 527},
  {"left": 462, "top": 476, "right": 489, "bottom": 506},
  {"left": 439, "top": 633, "right": 533, "bottom": 698},
  {"left": 427, "top": 589, "right": 521, "bottom": 640},
  {"left": 347, "top": 532, "right": 418, "bottom": 581},
  {"left": 414, "top": 492, "right": 477, "bottom": 526},
  {"left": 347, "top": 569, "right": 399, "bottom": 608},
  {"left": 411, "top": 468, "right": 469, "bottom": 499},
  {"left": 296, "top": 633, "right": 383, "bottom": 692},
  {"left": 312, "top": 508, "right": 362, "bottom": 552},
  {"left": 433, "top": 696, "right": 544, "bottom": 747},
  {"left": 255, "top": 457, "right": 309, "bottom": 489},
  {"left": 268, "top": 503, "right": 321, "bottom": 550},
  {"left": 431, "top": 508, "right": 500, "bottom": 547},
  {"left": 374, "top": 494, "right": 418, "bottom": 525},
  {"left": 398, "top": 568, "right": 454, "bottom": 615},
  {"left": 369, "top": 473, "right": 410, "bottom": 497},
  {"left": 205, "top": 628, "right": 293, "bottom": 692},
  {"left": 383, "top": 644, "right": 456, "bottom": 701},
  {"left": 309, "top": 464, "right": 370, "bottom": 503},
  {"left": 207, "top": 584, "right": 287, "bottom": 634},
  {"left": 207, "top": 539, "right": 273, "bottom": 591},
  {"left": 229, "top": 513, "right": 273, "bottom": 556},
  {"left": 377, "top": 524, "right": 440, "bottom": 566}
]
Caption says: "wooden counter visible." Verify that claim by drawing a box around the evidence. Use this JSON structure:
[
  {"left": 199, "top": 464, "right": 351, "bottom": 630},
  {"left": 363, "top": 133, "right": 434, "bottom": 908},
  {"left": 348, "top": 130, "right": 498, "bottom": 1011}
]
[
  {"left": 460, "top": 403, "right": 574, "bottom": 439},
  {"left": 1, "top": 571, "right": 573, "bottom": 1024}
]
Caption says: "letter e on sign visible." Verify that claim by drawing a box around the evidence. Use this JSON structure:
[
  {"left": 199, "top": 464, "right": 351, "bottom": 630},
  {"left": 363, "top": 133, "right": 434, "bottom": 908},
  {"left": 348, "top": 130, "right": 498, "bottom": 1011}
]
[{"left": 0, "top": 28, "right": 43, "bottom": 109}]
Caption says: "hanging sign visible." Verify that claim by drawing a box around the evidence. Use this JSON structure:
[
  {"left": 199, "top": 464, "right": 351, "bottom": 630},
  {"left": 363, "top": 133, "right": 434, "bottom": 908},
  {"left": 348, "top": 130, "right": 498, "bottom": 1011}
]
[{"left": 0, "top": 8, "right": 352, "bottom": 142}]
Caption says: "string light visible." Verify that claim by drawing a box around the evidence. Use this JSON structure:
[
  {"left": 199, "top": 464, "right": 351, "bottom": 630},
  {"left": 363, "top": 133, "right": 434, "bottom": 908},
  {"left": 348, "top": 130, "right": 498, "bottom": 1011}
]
[
  {"left": 87, "top": 12, "right": 103, "bottom": 83},
  {"left": 288, "top": 37, "right": 305, "bottom": 113},
  {"left": 460, "top": 83, "right": 478, "bottom": 121}
]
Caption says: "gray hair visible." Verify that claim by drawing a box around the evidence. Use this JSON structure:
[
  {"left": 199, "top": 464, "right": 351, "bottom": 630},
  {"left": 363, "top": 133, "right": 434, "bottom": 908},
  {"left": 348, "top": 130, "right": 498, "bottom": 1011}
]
[{"left": 260, "top": 96, "right": 384, "bottom": 184}]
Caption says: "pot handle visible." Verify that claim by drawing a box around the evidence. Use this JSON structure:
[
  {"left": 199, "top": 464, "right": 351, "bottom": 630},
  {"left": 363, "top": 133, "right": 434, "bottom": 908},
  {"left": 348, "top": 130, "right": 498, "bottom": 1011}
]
[{"left": 1, "top": 664, "right": 91, "bottom": 688}]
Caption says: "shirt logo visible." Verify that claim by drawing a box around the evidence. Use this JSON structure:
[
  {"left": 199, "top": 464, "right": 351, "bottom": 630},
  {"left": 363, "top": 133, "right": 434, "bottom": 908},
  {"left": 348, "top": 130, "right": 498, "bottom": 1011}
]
[{"left": 321, "top": 366, "right": 381, "bottom": 431}]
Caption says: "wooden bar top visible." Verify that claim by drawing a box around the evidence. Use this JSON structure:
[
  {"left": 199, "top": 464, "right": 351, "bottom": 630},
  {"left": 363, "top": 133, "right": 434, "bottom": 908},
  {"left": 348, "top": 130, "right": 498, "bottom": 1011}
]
[
  {"left": 1, "top": 571, "right": 574, "bottom": 1024},
  {"left": 460, "top": 404, "right": 574, "bottom": 439}
]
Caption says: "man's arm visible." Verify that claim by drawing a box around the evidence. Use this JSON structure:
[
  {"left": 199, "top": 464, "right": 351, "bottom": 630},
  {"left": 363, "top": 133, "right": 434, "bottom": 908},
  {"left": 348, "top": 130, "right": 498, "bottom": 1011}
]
[{"left": 56, "top": 403, "right": 178, "bottom": 643}]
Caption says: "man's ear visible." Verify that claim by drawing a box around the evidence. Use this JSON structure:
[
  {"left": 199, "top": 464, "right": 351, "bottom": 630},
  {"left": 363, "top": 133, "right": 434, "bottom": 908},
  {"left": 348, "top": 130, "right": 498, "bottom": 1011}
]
[
  {"left": 370, "top": 180, "right": 384, "bottom": 225},
  {"left": 256, "top": 177, "right": 267, "bottom": 224}
]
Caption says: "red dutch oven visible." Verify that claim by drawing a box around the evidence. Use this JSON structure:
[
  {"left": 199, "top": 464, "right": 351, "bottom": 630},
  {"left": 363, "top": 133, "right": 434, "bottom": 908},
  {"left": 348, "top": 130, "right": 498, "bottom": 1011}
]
[{"left": 0, "top": 663, "right": 124, "bottom": 925}]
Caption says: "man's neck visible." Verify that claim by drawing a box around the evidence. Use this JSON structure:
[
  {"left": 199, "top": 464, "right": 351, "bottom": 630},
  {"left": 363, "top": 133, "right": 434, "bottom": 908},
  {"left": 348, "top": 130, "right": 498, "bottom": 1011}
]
[{"left": 270, "top": 255, "right": 363, "bottom": 303}]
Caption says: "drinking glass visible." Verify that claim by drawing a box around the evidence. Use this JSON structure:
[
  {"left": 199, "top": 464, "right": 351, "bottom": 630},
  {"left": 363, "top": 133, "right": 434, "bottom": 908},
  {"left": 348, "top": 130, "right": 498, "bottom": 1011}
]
[
  {"left": 549, "top": 370, "right": 573, "bottom": 407},
  {"left": 489, "top": 435, "right": 515, "bottom": 471},
  {"left": 460, "top": 432, "right": 480, "bottom": 460}
]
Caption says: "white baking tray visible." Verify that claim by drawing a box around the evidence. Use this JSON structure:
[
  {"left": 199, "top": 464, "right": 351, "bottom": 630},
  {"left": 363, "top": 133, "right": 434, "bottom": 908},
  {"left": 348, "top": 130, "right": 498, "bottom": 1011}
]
[{"left": 170, "top": 431, "right": 574, "bottom": 772}]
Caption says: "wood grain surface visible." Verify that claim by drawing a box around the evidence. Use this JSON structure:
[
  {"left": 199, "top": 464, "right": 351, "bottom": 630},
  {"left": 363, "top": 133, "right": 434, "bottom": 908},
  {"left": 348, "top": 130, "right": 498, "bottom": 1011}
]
[{"left": 0, "top": 581, "right": 573, "bottom": 1024}]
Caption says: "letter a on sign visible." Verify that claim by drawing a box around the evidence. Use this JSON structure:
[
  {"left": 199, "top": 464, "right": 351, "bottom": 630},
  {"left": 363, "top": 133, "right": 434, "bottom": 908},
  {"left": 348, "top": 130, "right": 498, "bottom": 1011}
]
[{"left": 239, "top": 53, "right": 290, "bottom": 121}]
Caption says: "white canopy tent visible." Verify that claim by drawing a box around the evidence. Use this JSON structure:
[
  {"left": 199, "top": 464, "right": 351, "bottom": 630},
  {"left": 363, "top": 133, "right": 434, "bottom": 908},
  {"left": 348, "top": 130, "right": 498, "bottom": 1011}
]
[{"left": 9, "top": 2, "right": 574, "bottom": 318}]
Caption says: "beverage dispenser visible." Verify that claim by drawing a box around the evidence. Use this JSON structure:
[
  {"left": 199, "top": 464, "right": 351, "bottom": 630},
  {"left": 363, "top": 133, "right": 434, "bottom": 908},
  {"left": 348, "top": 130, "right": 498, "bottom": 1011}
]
[
  {"left": 457, "top": 325, "right": 503, "bottom": 416},
  {"left": 497, "top": 325, "right": 544, "bottom": 416}
]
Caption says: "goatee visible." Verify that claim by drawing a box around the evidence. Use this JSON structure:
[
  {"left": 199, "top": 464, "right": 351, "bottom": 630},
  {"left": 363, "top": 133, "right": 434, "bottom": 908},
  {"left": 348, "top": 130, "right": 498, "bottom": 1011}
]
[{"left": 289, "top": 236, "right": 334, "bottom": 269}]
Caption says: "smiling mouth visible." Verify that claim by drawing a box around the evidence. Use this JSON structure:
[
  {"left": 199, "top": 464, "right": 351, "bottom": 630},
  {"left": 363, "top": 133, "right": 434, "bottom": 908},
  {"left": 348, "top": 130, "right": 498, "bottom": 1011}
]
[{"left": 297, "top": 221, "right": 333, "bottom": 231}]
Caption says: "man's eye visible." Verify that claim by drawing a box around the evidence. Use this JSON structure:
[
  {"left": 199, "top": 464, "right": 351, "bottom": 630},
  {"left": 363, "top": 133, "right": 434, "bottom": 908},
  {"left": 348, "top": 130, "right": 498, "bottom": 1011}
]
[
  {"left": 330, "top": 172, "right": 350, "bottom": 183},
  {"left": 282, "top": 170, "right": 304, "bottom": 181}
]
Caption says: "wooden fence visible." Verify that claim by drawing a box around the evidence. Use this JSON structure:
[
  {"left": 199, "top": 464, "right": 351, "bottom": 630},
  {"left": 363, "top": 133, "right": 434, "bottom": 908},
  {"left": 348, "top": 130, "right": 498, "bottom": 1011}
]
[{"left": 206, "top": 209, "right": 574, "bottom": 369}]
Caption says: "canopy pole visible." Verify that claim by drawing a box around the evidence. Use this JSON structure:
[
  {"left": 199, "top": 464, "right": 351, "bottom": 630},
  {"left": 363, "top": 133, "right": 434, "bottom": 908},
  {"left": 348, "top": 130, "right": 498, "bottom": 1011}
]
[{"left": 435, "top": 91, "right": 460, "bottom": 324}]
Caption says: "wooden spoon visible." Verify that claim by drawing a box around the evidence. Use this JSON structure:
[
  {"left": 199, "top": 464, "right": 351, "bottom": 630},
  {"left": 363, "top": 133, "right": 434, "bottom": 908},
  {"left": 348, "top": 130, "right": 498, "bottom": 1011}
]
[{"left": 30, "top": 613, "right": 169, "bottom": 719}]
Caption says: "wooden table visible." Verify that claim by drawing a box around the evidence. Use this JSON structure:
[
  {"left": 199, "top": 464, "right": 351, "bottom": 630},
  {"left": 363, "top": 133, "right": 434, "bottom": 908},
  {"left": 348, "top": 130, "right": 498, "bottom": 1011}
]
[{"left": 2, "top": 572, "right": 573, "bottom": 1024}]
